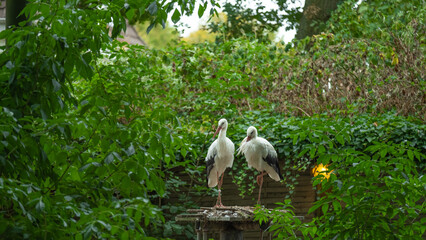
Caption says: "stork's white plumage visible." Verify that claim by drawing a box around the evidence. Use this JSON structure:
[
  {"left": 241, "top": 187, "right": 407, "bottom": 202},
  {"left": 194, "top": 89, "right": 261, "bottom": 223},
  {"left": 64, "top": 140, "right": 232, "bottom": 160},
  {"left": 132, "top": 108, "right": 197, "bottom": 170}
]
[
  {"left": 206, "top": 119, "right": 235, "bottom": 207},
  {"left": 238, "top": 126, "right": 283, "bottom": 205}
]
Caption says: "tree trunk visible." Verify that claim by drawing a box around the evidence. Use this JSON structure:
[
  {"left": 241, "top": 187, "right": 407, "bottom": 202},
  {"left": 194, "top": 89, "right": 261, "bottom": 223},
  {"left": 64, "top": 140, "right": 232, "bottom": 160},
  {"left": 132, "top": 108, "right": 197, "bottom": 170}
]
[
  {"left": 6, "top": 0, "right": 27, "bottom": 29},
  {"left": 295, "top": 0, "right": 340, "bottom": 39}
]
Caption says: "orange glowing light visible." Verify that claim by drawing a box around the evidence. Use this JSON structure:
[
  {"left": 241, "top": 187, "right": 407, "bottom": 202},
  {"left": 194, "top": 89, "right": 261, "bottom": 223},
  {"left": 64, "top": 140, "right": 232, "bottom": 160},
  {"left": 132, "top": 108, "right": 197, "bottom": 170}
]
[{"left": 312, "top": 164, "right": 332, "bottom": 179}]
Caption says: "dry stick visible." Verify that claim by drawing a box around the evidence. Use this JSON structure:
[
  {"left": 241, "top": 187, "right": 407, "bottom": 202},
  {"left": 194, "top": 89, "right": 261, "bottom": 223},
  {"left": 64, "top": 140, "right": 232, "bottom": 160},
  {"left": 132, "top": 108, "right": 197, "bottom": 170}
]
[{"left": 293, "top": 106, "right": 311, "bottom": 117}]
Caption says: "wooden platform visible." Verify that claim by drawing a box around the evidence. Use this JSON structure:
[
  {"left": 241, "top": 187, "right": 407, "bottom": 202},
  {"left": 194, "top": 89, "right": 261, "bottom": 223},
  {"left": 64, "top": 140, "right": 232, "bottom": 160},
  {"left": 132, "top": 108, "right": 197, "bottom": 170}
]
[{"left": 176, "top": 206, "right": 304, "bottom": 240}]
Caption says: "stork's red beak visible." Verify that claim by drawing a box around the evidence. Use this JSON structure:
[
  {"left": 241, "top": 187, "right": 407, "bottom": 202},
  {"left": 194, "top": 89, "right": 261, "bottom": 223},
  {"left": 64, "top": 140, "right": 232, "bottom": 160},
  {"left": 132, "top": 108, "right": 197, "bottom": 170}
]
[
  {"left": 212, "top": 126, "right": 222, "bottom": 139},
  {"left": 246, "top": 136, "right": 251, "bottom": 142}
]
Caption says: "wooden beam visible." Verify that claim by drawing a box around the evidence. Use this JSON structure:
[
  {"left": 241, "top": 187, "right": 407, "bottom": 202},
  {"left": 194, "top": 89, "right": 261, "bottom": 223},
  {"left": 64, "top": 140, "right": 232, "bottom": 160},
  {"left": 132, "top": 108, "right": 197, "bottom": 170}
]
[{"left": 6, "top": 0, "right": 27, "bottom": 29}]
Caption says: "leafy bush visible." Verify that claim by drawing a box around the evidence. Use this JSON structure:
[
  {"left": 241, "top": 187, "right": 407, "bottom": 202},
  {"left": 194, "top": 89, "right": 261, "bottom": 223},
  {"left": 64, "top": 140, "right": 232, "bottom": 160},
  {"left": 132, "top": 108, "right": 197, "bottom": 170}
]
[
  {"left": 251, "top": 0, "right": 426, "bottom": 238},
  {"left": 309, "top": 141, "right": 425, "bottom": 239},
  {"left": 146, "top": 36, "right": 424, "bottom": 119},
  {"left": 0, "top": 0, "right": 215, "bottom": 239}
]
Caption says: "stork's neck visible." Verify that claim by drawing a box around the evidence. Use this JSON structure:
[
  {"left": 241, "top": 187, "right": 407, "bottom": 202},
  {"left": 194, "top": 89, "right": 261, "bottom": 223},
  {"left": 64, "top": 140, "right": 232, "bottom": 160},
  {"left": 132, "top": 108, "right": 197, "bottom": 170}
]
[{"left": 218, "top": 128, "right": 227, "bottom": 140}]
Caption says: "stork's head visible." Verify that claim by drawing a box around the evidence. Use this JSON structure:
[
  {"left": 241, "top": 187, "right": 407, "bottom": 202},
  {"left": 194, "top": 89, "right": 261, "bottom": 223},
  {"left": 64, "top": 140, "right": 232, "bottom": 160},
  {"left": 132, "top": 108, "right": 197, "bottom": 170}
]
[
  {"left": 212, "top": 118, "right": 228, "bottom": 139},
  {"left": 246, "top": 126, "right": 257, "bottom": 142}
]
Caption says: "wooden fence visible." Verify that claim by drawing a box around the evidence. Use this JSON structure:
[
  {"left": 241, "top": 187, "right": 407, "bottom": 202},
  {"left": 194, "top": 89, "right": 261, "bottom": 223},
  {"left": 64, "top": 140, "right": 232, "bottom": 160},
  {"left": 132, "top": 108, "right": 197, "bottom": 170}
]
[{"left": 166, "top": 169, "right": 316, "bottom": 239}]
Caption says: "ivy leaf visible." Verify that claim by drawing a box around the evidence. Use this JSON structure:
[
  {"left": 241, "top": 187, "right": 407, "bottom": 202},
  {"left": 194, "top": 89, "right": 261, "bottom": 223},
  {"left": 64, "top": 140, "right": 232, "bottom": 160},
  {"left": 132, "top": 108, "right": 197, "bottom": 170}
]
[
  {"left": 112, "top": 152, "right": 122, "bottom": 161},
  {"left": 105, "top": 153, "right": 114, "bottom": 164},
  {"left": 125, "top": 144, "right": 135, "bottom": 156}
]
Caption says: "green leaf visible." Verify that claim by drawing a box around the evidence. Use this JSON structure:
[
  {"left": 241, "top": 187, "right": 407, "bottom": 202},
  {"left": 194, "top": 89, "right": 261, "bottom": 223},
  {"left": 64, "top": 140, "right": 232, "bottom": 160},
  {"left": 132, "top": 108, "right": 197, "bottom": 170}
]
[
  {"left": 292, "top": 135, "right": 298, "bottom": 145},
  {"left": 170, "top": 206, "right": 178, "bottom": 213},
  {"left": 52, "top": 79, "right": 61, "bottom": 92},
  {"left": 112, "top": 152, "right": 122, "bottom": 161},
  {"left": 121, "top": 231, "right": 129, "bottom": 240},
  {"left": 332, "top": 200, "right": 341, "bottom": 212},
  {"left": 407, "top": 150, "right": 413, "bottom": 161},
  {"left": 336, "top": 135, "right": 344, "bottom": 145},
  {"left": 36, "top": 197, "right": 45, "bottom": 212},
  {"left": 380, "top": 148, "right": 387, "bottom": 158},
  {"left": 297, "top": 148, "right": 309, "bottom": 158},
  {"left": 372, "top": 164, "right": 380, "bottom": 179},
  {"left": 105, "top": 153, "right": 114, "bottom": 164},
  {"left": 146, "top": 22, "right": 155, "bottom": 34},
  {"left": 198, "top": 4, "right": 206, "bottom": 18},
  {"left": 75, "top": 233, "right": 83, "bottom": 240},
  {"left": 309, "top": 147, "right": 316, "bottom": 158},
  {"left": 322, "top": 203, "right": 329, "bottom": 215},
  {"left": 125, "top": 144, "right": 135, "bottom": 156},
  {"left": 308, "top": 202, "right": 322, "bottom": 214},
  {"left": 126, "top": 9, "right": 136, "bottom": 20},
  {"left": 171, "top": 9, "right": 181, "bottom": 24},
  {"left": 147, "top": 2, "right": 158, "bottom": 15},
  {"left": 181, "top": 148, "right": 187, "bottom": 158},
  {"left": 318, "top": 145, "right": 326, "bottom": 154},
  {"left": 359, "top": 5, "right": 368, "bottom": 13}
]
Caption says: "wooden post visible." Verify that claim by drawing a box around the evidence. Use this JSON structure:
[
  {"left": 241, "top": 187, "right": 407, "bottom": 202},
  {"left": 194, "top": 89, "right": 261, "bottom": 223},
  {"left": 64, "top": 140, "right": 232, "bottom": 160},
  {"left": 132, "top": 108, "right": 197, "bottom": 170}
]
[
  {"left": 195, "top": 220, "right": 202, "bottom": 240},
  {"left": 202, "top": 229, "right": 208, "bottom": 240},
  {"left": 6, "top": 0, "right": 27, "bottom": 29}
]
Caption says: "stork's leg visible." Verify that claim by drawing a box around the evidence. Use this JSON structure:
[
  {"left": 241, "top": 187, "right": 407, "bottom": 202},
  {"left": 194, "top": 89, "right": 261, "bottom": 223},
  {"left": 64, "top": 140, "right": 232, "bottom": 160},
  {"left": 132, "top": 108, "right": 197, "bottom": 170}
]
[
  {"left": 256, "top": 171, "right": 267, "bottom": 185},
  {"left": 217, "top": 173, "right": 225, "bottom": 207},
  {"left": 215, "top": 172, "right": 225, "bottom": 208},
  {"left": 257, "top": 171, "right": 267, "bottom": 205},
  {"left": 215, "top": 172, "right": 220, "bottom": 207}
]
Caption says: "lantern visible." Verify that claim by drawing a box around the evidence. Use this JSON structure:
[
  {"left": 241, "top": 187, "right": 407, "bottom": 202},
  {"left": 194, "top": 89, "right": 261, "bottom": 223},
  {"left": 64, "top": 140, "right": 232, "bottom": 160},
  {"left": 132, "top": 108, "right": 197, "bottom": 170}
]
[{"left": 312, "top": 163, "right": 332, "bottom": 179}]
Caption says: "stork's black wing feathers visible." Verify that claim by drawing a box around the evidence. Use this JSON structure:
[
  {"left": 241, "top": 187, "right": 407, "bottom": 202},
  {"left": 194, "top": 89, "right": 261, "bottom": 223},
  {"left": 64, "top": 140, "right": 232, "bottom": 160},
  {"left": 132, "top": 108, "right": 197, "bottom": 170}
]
[
  {"left": 206, "top": 154, "right": 216, "bottom": 187},
  {"left": 263, "top": 154, "right": 284, "bottom": 180}
]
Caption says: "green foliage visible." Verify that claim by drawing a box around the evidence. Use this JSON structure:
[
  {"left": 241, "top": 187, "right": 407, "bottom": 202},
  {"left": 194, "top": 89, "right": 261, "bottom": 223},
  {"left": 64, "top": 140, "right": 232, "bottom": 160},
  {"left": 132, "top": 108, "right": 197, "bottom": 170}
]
[
  {"left": 0, "top": 0, "right": 424, "bottom": 239},
  {"left": 136, "top": 21, "right": 180, "bottom": 49},
  {"left": 0, "top": 0, "right": 216, "bottom": 239},
  {"left": 253, "top": 115, "right": 425, "bottom": 239},
  {"left": 329, "top": 0, "right": 424, "bottom": 41},
  {"left": 251, "top": 1, "right": 426, "bottom": 238},
  {"left": 306, "top": 141, "right": 425, "bottom": 239},
  {"left": 150, "top": 35, "right": 424, "bottom": 118},
  {"left": 229, "top": 112, "right": 426, "bottom": 198},
  {"left": 207, "top": 0, "right": 282, "bottom": 42},
  {"left": 254, "top": 200, "right": 310, "bottom": 239},
  {"left": 182, "top": 28, "right": 217, "bottom": 44}
]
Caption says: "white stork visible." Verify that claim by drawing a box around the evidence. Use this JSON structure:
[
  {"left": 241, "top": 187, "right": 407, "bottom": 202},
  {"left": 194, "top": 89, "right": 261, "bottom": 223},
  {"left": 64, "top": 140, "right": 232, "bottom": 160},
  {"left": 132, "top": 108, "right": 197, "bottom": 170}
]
[
  {"left": 206, "top": 119, "right": 235, "bottom": 207},
  {"left": 237, "top": 126, "right": 283, "bottom": 205}
]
